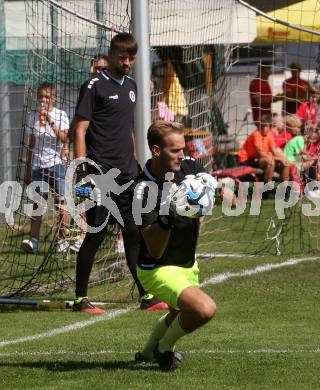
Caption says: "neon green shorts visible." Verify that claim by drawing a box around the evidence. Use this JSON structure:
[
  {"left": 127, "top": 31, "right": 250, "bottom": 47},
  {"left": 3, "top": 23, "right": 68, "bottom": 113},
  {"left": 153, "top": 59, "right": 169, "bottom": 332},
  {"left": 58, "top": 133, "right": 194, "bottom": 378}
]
[{"left": 137, "top": 262, "right": 199, "bottom": 310}]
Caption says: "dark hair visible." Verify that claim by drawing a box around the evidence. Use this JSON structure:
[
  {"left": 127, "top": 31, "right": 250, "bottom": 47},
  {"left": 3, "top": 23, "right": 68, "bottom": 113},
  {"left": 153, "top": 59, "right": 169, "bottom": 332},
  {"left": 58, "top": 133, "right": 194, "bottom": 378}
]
[
  {"left": 260, "top": 114, "right": 272, "bottom": 126},
  {"left": 290, "top": 62, "right": 302, "bottom": 71},
  {"left": 91, "top": 54, "right": 108, "bottom": 73},
  {"left": 110, "top": 33, "right": 138, "bottom": 55},
  {"left": 258, "top": 63, "right": 271, "bottom": 71},
  {"left": 147, "top": 121, "right": 184, "bottom": 150},
  {"left": 92, "top": 54, "right": 108, "bottom": 63},
  {"left": 308, "top": 84, "right": 320, "bottom": 96},
  {"left": 37, "top": 82, "right": 56, "bottom": 94}
]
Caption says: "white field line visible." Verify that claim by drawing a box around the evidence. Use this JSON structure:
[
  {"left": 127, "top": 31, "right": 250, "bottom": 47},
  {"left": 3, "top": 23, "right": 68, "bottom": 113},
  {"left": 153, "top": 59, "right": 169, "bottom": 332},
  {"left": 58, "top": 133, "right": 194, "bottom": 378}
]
[
  {"left": 0, "top": 309, "right": 129, "bottom": 348},
  {"left": 197, "top": 253, "right": 257, "bottom": 259},
  {"left": 188, "top": 348, "right": 320, "bottom": 354},
  {"left": 0, "top": 348, "right": 320, "bottom": 357},
  {"left": 201, "top": 256, "right": 318, "bottom": 287},
  {"left": 0, "top": 256, "right": 318, "bottom": 349}
]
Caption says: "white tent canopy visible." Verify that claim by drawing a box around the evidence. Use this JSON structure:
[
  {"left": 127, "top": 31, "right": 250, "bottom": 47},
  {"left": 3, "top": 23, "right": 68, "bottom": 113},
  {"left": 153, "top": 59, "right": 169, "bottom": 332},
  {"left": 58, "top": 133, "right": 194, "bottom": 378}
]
[
  {"left": 150, "top": 1, "right": 256, "bottom": 46},
  {"left": 5, "top": 0, "right": 256, "bottom": 50}
]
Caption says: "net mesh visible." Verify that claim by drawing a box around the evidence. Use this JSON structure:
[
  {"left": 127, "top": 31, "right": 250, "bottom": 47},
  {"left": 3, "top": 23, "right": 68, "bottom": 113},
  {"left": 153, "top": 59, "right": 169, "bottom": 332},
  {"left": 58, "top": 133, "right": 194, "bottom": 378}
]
[
  {"left": 199, "top": 0, "right": 320, "bottom": 258},
  {"left": 1, "top": 0, "right": 320, "bottom": 301},
  {"left": 0, "top": 0, "right": 132, "bottom": 301}
]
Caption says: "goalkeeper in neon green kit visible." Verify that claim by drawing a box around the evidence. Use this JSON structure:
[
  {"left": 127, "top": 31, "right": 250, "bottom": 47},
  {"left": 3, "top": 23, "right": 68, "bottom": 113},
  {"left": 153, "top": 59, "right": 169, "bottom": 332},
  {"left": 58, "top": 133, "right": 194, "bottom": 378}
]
[{"left": 133, "top": 121, "right": 218, "bottom": 372}]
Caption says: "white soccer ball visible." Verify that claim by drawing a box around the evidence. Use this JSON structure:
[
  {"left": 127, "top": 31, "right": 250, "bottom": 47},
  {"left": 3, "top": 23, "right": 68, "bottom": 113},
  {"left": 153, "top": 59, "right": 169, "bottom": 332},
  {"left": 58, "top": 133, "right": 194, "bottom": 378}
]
[{"left": 170, "top": 173, "right": 217, "bottom": 218}]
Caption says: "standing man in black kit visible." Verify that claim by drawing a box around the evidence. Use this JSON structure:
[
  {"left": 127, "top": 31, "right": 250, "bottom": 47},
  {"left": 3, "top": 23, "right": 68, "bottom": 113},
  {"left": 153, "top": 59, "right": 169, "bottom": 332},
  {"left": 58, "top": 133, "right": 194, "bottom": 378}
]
[{"left": 71, "top": 33, "right": 168, "bottom": 313}]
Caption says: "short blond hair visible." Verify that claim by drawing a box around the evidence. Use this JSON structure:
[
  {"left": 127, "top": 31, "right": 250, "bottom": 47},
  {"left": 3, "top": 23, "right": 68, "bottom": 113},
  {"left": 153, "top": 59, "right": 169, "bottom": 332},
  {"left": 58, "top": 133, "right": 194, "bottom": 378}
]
[
  {"left": 147, "top": 121, "right": 184, "bottom": 150},
  {"left": 285, "top": 114, "right": 302, "bottom": 129}
]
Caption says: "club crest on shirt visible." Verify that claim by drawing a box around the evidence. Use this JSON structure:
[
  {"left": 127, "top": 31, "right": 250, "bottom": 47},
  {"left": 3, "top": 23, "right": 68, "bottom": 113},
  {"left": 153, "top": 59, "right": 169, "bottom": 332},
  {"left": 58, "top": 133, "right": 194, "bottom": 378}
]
[{"left": 129, "top": 90, "right": 136, "bottom": 102}]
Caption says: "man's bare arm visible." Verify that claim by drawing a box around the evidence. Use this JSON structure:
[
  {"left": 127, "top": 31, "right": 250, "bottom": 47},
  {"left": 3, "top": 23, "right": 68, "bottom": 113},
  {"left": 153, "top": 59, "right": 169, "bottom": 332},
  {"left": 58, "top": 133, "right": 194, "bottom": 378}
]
[
  {"left": 141, "top": 224, "right": 171, "bottom": 259},
  {"left": 73, "top": 116, "right": 90, "bottom": 158},
  {"left": 271, "top": 147, "right": 290, "bottom": 166},
  {"left": 255, "top": 147, "right": 271, "bottom": 159}
]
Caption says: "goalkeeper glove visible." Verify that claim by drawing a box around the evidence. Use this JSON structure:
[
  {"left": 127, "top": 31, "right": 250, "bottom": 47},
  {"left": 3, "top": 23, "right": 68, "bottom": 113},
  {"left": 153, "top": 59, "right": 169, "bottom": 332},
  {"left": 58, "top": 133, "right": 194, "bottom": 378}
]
[{"left": 75, "top": 162, "right": 94, "bottom": 200}]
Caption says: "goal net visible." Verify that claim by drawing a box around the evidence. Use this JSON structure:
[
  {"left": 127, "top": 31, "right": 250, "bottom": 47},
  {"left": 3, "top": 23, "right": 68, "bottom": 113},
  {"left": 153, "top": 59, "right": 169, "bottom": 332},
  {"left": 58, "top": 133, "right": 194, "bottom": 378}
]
[
  {"left": 0, "top": 0, "right": 132, "bottom": 301},
  {"left": 198, "top": 0, "right": 320, "bottom": 257},
  {"left": 0, "top": 0, "right": 319, "bottom": 302}
]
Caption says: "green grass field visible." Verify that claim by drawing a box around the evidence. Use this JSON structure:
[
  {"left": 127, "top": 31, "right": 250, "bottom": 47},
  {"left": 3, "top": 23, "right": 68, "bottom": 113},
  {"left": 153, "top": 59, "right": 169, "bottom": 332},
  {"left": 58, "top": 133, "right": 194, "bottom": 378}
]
[{"left": 1, "top": 253, "right": 319, "bottom": 389}]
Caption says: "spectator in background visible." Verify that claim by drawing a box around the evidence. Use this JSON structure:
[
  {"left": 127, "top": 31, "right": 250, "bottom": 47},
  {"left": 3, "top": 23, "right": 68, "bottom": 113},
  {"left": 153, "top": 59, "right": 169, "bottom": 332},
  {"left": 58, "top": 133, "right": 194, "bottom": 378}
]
[
  {"left": 271, "top": 113, "right": 292, "bottom": 150},
  {"left": 249, "top": 64, "right": 282, "bottom": 126},
  {"left": 283, "top": 115, "right": 304, "bottom": 164},
  {"left": 281, "top": 62, "right": 310, "bottom": 115},
  {"left": 305, "top": 129, "right": 320, "bottom": 162},
  {"left": 283, "top": 115, "right": 309, "bottom": 190},
  {"left": 304, "top": 129, "right": 320, "bottom": 197},
  {"left": 239, "top": 114, "right": 290, "bottom": 184},
  {"left": 22, "top": 82, "right": 70, "bottom": 254},
  {"left": 296, "top": 85, "right": 319, "bottom": 131},
  {"left": 90, "top": 54, "right": 108, "bottom": 76}
]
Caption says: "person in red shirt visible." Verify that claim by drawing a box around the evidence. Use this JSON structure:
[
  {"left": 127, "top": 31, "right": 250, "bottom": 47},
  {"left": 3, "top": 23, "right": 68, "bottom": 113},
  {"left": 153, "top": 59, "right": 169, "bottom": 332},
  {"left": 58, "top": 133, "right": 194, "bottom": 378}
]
[
  {"left": 271, "top": 113, "right": 292, "bottom": 150},
  {"left": 239, "top": 114, "right": 290, "bottom": 183},
  {"left": 296, "top": 85, "right": 319, "bottom": 130},
  {"left": 303, "top": 129, "right": 320, "bottom": 191},
  {"left": 305, "top": 129, "right": 320, "bottom": 159},
  {"left": 281, "top": 62, "right": 310, "bottom": 115},
  {"left": 249, "top": 64, "right": 282, "bottom": 126}
]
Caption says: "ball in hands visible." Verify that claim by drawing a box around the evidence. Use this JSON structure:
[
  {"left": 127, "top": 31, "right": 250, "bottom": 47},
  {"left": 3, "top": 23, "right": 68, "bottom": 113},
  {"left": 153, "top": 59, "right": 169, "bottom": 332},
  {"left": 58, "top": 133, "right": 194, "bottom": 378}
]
[{"left": 171, "top": 173, "right": 217, "bottom": 218}]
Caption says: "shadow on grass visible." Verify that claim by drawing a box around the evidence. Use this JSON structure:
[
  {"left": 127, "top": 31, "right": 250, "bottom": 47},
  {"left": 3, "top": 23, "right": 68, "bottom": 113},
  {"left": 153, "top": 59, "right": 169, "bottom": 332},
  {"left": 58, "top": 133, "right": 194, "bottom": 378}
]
[
  {"left": 0, "top": 306, "right": 39, "bottom": 313},
  {"left": 0, "top": 360, "right": 160, "bottom": 372},
  {"left": 0, "top": 306, "right": 75, "bottom": 313}
]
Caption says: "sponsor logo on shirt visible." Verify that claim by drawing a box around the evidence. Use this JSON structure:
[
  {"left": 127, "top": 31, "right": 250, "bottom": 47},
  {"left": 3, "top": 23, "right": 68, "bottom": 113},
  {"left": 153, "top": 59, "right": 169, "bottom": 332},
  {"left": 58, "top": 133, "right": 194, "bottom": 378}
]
[
  {"left": 109, "top": 94, "right": 119, "bottom": 100},
  {"left": 129, "top": 90, "right": 136, "bottom": 102}
]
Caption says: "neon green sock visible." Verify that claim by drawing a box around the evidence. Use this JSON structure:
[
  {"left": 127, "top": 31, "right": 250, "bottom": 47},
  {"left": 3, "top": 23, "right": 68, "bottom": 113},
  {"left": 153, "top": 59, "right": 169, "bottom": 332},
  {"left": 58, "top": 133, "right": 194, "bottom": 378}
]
[
  {"left": 158, "top": 313, "right": 187, "bottom": 353},
  {"left": 141, "top": 313, "right": 169, "bottom": 360},
  {"left": 74, "top": 296, "right": 87, "bottom": 304},
  {"left": 141, "top": 293, "right": 154, "bottom": 301}
]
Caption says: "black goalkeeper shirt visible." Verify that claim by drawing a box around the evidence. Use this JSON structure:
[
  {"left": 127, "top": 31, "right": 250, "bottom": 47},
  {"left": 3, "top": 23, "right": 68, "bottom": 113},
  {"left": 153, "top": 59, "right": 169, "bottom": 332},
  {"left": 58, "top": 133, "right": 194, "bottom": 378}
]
[
  {"left": 75, "top": 70, "right": 138, "bottom": 180},
  {"left": 135, "top": 157, "right": 205, "bottom": 269}
]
